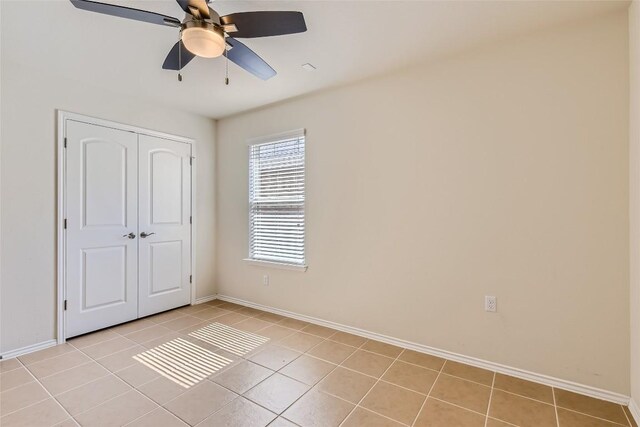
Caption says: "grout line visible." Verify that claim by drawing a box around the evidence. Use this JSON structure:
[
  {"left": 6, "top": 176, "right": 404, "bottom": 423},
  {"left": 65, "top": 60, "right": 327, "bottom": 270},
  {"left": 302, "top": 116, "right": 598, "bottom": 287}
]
[
  {"left": 410, "top": 358, "right": 445, "bottom": 427},
  {"left": 552, "top": 387, "right": 560, "bottom": 427},
  {"left": 557, "top": 407, "right": 633, "bottom": 426},
  {"left": 484, "top": 372, "right": 496, "bottom": 427},
  {"left": 428, "top": 396, "right": 489, "bottom": 418}
]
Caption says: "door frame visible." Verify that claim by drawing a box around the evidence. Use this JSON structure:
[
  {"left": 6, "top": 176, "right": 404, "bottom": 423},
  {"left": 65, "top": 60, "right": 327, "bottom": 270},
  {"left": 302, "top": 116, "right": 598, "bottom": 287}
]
[{"left": 56, "top": 110, "right": 197, "bottom": 344}]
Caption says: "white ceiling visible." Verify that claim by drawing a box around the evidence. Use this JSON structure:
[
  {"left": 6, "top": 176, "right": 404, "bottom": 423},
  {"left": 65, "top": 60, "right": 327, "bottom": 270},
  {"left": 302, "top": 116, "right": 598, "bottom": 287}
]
[{"left": 1, "top": 0, "right": 628, "bottom": 118}]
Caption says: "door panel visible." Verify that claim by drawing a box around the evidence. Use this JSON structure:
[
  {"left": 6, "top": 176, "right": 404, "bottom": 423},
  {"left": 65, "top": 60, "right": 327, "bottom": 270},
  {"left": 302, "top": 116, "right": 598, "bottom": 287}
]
[
  {"left": 138, "top": 135, "right": 191, "bottom": 317},
  {"left": 66, "top": 120, "right": 138, "bottom": 338}
]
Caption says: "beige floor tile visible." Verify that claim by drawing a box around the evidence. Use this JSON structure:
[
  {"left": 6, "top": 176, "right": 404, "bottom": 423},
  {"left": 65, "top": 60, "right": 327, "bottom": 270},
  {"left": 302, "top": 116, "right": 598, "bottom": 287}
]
[
  {"left": 282, "top": 389, "right": 354, "bottom": 427},
  {"left": 493, "top": 373, "right": 554, "bottom": 404},
  {"left": 0, "top": 398, "right": 68, "bottom": 427},
  {"left": 39, "top": 362, "right": 109, "bottom": 395},
  {"left": 360, "top": 381, "right": 426, "bottom": 425},
  {"left": 0, "top": 381, "right": 50, "bottom": 415},
  {"left": 430, "top": 374, "right": 491, "bottom": 414},
  {"left": 26, "top": 351, "right": 92, "bottom": 379},
  {"left": 81, "top": 336, "right": 137, "bottom": 360},
  {"left": 125, "top": 325, "right": 173, "bottom": 344},
  {"left": 216, "top": 302, "right": 245, "bottom": 312},
  {"left": 95, "top": 345, "right": 147, "bottom": 372},
  {"left": 162, "top": 315, "right": 203, "bottom": 331},
  {"left": 68, "top": 329, "right": 120, "bottom": 349},
  {"left": 317, "top": 367, "right": 377, "bottom": 404},
  {"left": 280, "top": 355, "right": 336, "bottom": 385},
  {"left": 236, "top": 307, "right": 264, "bottom": 317},
  {"left": 269, "top": 417, "right": 299, "bottom": 427},
  {"left": 342, "top": 407, "right": 405, "bottom": 427},
  {"left": 212, "top": 360, "right": 274, "bottom": 394},
  {"left": 361, "top": 340, "right": 404, "bottom": 358},
  {"left": 147, "top": 309, "right": 185, "bottom": 324},
  {"left": 56, "top": 375, "right": 131, "bottom": 415},
  {"left": 191, "top": 307, "right": 230, "bottom": 321},
  {"left": 341, "top": 350, "right": 394, "bottom": 378},
  {"left": 205, "top": 300, "right": 226, "bottom": 307},
  {"left": 165, "top": 381, "right": 237, "bottom": 425},
  {"left": 255, "top": 312, "right": 286, "bottom": 323},
  {"left": 382, "top": 360, "right": 438, "bottom": 393},
  {"left": 554, "top": 389, "right": 628, "bottom": 425},
  {"left": 200, "top": 397, "right": 277, "bottom": 427},
  {"left": 398, "top": 350, "right": 446, "bottom": 371},
  {"left": 557, "top": 408, "right": 628, "bottom": 427},
  {"left": 244, "top": 373, "right": 309, "bottom": 414},
  {"left": 0, "top": 358, "right": 21, "bottom": 373},
  {"left": 55, "top": 419, "right": 80, "bottom": 427},
  {"left": 624, "top": 406, "right": 639, "bottom": 427},
  {"left": 18, "top": 344, "right": 75, "bottom": 366},
  {"left": 215, "top": 312, "right": 251, "bottom": 326},
  {"left": 414, "top": 398, "right": 485, "bottom": 427},
  {"left": 489, "top": 389, "right": 557, "bottom": 427},
  {"left": 442, "top": 361, "right": 494, "bottom": 386},
  {"left": 300, "top": 324, "right": 336, "bottom": 339},
  {"left": 115, "top": 362, "right": 161, "bottom": 387},
  {"left": 278, "top": 318, "right": 309, "bottom": 331},
  {"left": 140, "top": 332, "right": 185, "bottom": 349},
  {"left": 328, "top": 331, "right": 366, "bottom": 348},
  {"left": 0, "top": 367, "right": 34, "bottom": 391},
  {"left": 177, "top": 304, "right": 211, "bottom": 315},
  {"left": 486, "top": 419, "right": 515, "bottom": 427},
  {"left": 307, "top": 340, "right": 356, "bottom": 365},
  {"left": 233, "top": 318, "right": 273, "bottom": 333},
  {"left": 249, "top": 345, "right": 302, "bottom": 371},
  {"left": 110, "top": 319, "right": 156, "bottom": 336},
  {"left": 74, "top": 390, "right": 157, "bottom": 427},
  {"left": 137, "top": 376, "right": 188, "bottom": 405},
  {"left": 257, "top": 325, "right": 296, "bottom": 341},
  {"left": 127, "top": 408, "right": 187, "bottom": 427}
]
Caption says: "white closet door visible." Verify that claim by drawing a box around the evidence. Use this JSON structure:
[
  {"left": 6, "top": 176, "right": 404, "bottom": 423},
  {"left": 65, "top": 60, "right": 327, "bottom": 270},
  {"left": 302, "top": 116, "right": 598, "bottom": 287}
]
[
  {"left": 65, "top": 120, "right": 139, "bottom": 338},
  {"left": 138, "top": 135, "right": 192, "bottom": 317}
]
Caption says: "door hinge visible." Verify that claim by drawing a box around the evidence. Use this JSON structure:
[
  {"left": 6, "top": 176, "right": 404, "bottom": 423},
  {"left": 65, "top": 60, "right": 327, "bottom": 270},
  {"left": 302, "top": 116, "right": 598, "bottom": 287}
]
[
  {"left": 190, "top": 216, "right": 192, "bottom": 224},
  {"left": 190, "top": 157, "right": 193, "bottom": 166},
  {"left": 190, "top": 275, "right": 193, "bottom": 283},
  {"left": 63, "top": 300, "right": 67, "bottom": 311},
  {"left": 64, "top": 219, "right": 67, "bottom": 229},
  {"left": 64, "top": 137, "right": 67, "bottom": 148}
]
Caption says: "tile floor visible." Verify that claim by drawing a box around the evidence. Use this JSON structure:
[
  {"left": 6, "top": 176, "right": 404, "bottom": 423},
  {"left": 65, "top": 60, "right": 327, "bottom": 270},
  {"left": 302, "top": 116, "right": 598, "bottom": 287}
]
[{"left": 0, "top": 300, "right": 637, "bottom": 427}]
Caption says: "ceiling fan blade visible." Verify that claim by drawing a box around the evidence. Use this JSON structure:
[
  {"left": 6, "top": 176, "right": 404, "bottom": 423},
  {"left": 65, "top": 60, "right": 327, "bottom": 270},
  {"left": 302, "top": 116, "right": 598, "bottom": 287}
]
[
  {"left": 226, "top": 38, "right": 276, "bottom": 80},
  {"left": 70, "top": 0, "right": 181, "bottom": 27},
  {"left": 162, "top": 42, "right": 196, "bottom": 71},
  {"left": 175, "top": 0, "right": 209, "bottom": 19},
  {"left": 220, "top": 11, "right": 306, "bottom": 38}
]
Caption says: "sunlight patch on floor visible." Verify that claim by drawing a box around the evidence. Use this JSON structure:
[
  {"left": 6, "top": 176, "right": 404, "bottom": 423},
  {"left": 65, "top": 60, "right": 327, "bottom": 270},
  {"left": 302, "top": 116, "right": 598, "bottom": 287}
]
[
  {"left": 133, "top": 337, "right": 232, "bottom": 388},
  {"left": 188, "top": 322, "right": 270, "bottom": 356}
]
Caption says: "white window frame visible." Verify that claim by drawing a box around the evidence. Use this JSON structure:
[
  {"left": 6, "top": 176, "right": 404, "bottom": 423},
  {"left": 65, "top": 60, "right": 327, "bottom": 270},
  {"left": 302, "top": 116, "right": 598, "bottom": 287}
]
[{"left": 244, "top": 129, "right": 307, "bottom": 272}]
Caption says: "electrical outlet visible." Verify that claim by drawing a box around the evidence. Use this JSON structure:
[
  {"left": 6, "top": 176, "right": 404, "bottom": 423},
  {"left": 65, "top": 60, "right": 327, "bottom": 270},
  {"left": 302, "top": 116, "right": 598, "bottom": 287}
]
[
  {"left": 485, "top": 296, "right": 497, "bottom": 312},
  {"left": 263, "top": 275, "right": 269, "bottom": 286}
]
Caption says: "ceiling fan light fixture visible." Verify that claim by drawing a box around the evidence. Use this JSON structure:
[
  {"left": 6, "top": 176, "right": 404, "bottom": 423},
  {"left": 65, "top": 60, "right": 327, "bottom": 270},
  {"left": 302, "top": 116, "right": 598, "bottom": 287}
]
[{"left": 181, "top": 21, "right": 225, "bottom": 58}]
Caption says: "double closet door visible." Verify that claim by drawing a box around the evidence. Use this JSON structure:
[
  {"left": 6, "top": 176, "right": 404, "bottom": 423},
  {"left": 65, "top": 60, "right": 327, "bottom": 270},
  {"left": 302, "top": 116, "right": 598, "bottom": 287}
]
[{"left": 64, "top": 120, "right": 192, "bottom": 338}]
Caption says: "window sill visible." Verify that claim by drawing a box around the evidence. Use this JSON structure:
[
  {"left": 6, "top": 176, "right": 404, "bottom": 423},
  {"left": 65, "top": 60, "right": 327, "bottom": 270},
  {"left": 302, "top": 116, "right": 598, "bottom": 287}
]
[{"left": 243, "top": 259, "right": 308, "bottom": 272}]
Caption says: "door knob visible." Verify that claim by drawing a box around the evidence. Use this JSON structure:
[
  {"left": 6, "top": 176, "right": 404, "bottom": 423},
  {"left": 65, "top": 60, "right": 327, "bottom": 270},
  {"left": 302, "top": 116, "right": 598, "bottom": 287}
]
[
  {"left": 140, "top": 232, "right": 156, "bottom": 238},
  {"left": 123, "top": 232, "right": 136, "bottom": 239}
]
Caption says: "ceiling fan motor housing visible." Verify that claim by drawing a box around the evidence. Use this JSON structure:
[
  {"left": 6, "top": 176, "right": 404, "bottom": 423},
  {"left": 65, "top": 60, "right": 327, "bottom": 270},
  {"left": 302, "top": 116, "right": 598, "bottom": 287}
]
[{"left": 181, "top": 20, "right": 225, "bottom": 58}]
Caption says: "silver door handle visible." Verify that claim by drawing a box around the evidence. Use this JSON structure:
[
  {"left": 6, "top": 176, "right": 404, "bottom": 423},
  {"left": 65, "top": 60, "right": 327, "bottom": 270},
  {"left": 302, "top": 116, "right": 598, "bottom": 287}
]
[
  {"left": 123, "top": 232, "right": 136, "bottom": 239},
  {"left": 140, "top": 232, "right": 156, "bottom": 238}
]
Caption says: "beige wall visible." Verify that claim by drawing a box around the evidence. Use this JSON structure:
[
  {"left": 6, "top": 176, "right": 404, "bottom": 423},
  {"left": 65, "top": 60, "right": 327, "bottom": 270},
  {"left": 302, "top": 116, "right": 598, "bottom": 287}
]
[
  {"left": 630, "top": 0, "right": 640, "bottom": 410},
  {"left": 216, "top": 13, "right": 630, "bottom": 393},
  {"left": 0, "top": 61, "right": 217, "bottom": 354}
]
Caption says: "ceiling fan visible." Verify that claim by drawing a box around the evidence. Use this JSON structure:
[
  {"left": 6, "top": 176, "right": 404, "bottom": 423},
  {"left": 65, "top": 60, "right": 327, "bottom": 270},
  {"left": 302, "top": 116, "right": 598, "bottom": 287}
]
[{"left": 69, "top": 0, "right": 307, "bottom": 81}]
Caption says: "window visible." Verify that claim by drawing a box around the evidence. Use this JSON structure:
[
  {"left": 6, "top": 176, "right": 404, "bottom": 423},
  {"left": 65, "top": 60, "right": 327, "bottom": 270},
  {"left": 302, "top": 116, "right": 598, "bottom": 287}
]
[{"left": 248, "top": 130, "right": 306, "bottom": 267}]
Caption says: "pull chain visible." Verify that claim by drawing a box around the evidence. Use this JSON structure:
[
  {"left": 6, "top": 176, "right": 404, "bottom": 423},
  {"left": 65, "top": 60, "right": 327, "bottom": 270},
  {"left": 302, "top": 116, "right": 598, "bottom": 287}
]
[
  {"left": 178, "top": 37, "right": 183, "bottom": 82},
  {"left": 224, "top": 41, "right": 229, "bottom": 85}
]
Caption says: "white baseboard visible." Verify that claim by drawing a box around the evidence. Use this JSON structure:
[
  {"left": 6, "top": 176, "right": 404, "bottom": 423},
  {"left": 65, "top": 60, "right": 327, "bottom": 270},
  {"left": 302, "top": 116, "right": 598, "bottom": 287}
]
[
  {"left": 194, "top": 295, "right": 218, "bottom": 305},
  {"left": 629, "top": 398, "right": 640, "bottom": 425},
  {"left": 218, "top": 294, "right": 631, "bottom": 405},
  {"left": 1, "top": 339, "right": 57, "bottom": 360}
]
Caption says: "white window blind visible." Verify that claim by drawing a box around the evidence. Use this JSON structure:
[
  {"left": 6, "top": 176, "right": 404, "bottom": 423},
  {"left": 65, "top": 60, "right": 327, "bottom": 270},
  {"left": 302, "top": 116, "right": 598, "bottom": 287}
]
[{"left": 249, "top": 131, "right": 305, "bottom": 266}]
